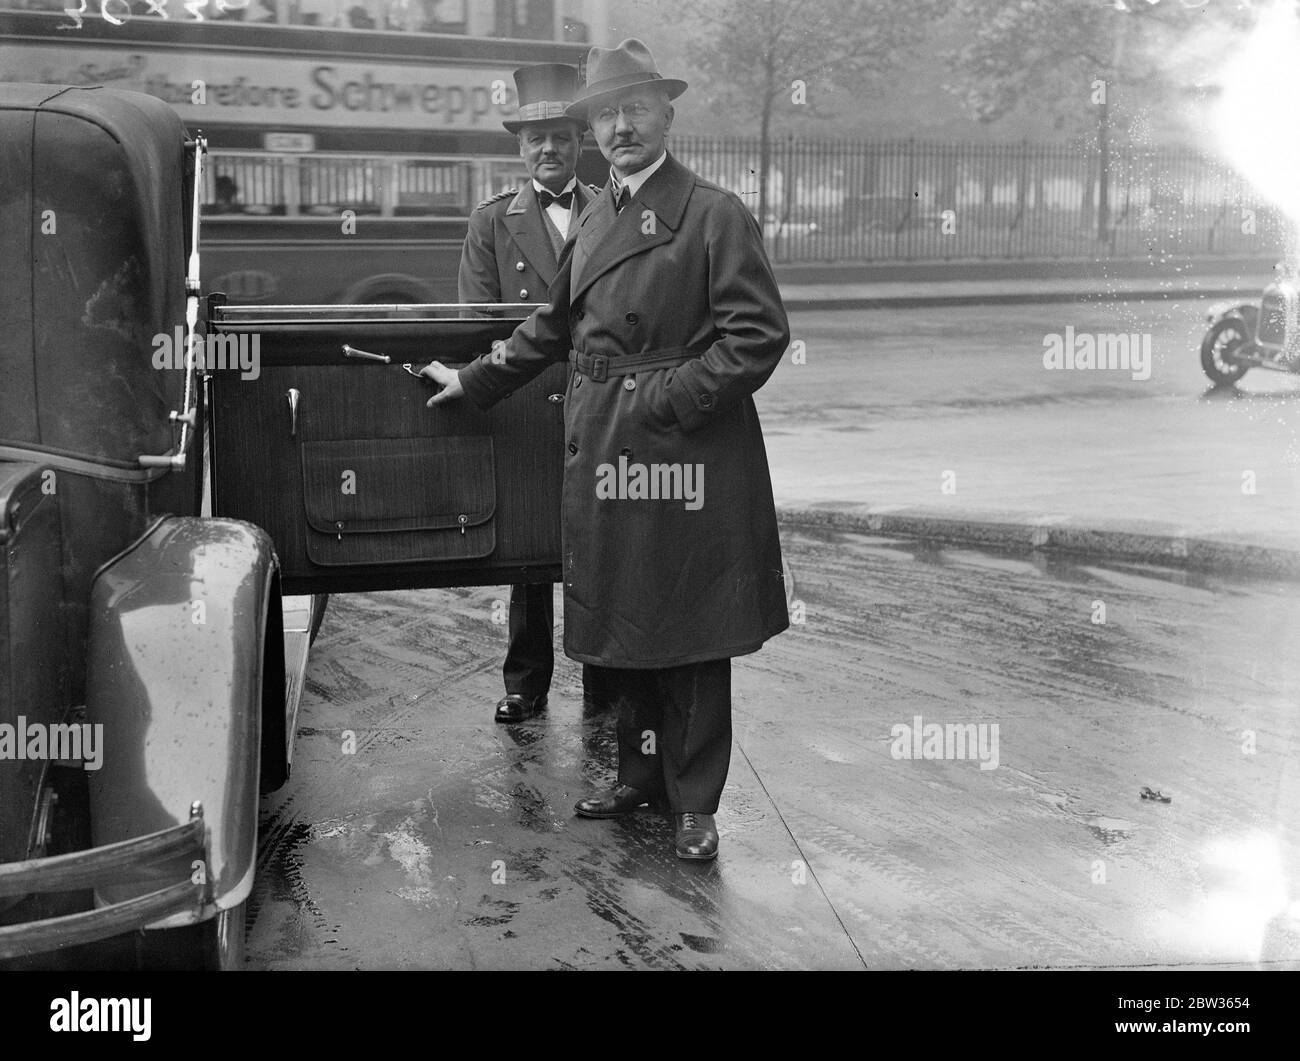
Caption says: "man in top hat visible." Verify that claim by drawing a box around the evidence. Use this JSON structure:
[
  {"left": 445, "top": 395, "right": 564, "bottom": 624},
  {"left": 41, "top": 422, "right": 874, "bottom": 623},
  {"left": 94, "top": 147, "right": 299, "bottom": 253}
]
[
  {"left": 458, "top": 63, "right": 602, "bottom": 725},
  {"left": 425, "top": 39, "right": 790, "bottom": 860}
]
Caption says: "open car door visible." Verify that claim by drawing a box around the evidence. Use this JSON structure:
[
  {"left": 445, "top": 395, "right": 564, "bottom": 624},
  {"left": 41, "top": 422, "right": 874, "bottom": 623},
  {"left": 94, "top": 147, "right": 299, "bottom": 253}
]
[{"left": 206, "top": 302, "right": 564, "bottom": 595}]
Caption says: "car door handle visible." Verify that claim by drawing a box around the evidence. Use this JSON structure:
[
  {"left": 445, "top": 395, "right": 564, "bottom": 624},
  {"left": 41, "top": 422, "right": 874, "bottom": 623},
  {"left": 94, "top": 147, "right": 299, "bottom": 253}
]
[
  {"left": 286, "top": 388, "right": 300, "bottom": 438},
  {"left": 343, "top": 344, "right": 426, "bottom": 381}
]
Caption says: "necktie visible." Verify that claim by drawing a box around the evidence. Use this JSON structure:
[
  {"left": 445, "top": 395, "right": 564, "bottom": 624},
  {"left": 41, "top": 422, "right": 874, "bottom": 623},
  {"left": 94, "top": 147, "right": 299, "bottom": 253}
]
[
  {"left": 538, "top": 189, "right": 574, "bottom": 209},
  {"left": 613, "top": 184, "right": 631, "bottom": 213}
]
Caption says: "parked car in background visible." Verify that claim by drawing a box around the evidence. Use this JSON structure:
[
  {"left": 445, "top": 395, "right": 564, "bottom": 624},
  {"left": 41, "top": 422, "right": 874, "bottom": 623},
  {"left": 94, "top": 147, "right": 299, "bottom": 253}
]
[
  {"left": 1199, "top": 265, "right": 1300, "bottom": 384},
  {"left": 763, "top": 213, "right": 821, "bottom": 239}
]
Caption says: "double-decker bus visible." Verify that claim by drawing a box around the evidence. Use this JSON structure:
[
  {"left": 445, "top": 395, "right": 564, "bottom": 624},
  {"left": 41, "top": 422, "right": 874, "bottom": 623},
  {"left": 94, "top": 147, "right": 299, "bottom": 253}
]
[{"left": 0, "top": 1, "right": 609, "bottom": 303}]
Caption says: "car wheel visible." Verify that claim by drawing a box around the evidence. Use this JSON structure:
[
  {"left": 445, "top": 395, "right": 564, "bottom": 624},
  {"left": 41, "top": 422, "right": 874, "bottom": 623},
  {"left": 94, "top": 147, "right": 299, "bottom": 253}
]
[{"left": 1200, "top": 317, "right": 1251, "bottom": 385}]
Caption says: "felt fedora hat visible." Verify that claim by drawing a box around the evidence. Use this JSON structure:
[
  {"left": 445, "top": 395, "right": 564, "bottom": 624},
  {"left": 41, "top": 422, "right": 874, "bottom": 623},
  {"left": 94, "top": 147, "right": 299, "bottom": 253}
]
[
  {"left": 502, "top": 63, "right": 583, "bottom": 133},
  {"left": 565, "top": 38, "right": 688, "bottom": 120}
]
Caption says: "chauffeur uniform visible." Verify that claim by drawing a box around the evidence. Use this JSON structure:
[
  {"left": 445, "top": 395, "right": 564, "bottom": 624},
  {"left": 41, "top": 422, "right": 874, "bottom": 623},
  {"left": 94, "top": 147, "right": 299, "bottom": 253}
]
[
  {"left": 458, "top": 139, "right": 791, "bottom": 830},
  {"left": 457, "top": 62, "right": 600, "bottom": 722},
  {"left": 459, "top": 181, "right": 597, "bottom": 312},
  {"left": 458, "top": 179, "right": 598, "bottom": 713}
]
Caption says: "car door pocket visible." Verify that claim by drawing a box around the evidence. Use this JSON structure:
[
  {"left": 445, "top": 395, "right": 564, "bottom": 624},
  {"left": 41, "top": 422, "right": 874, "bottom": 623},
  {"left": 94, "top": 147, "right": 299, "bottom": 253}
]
[{"left": 300, "top": 436, "right": 495, "bottom": 566}]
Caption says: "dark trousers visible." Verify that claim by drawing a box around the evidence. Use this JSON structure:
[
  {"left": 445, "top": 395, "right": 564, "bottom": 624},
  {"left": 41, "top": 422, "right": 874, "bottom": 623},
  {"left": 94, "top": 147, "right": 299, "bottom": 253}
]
[
  {"left": 589, "top": 658, "right": 732, "bottom": 814},
  {"left": 503, "top": 583, "right": 554, "bottom": 700},
  {"left": 503, "top": 583, "right": 607, "bottom": 706}
]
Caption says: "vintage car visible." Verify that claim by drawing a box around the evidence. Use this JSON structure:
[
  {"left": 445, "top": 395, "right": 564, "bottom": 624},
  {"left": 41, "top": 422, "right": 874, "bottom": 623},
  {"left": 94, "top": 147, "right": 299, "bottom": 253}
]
[
  {"left": 0, "top": 83, "right": 561, "bottom": 968},
  {"left": 1199, "top": 269, "right": 1300, "bottom": 384}
]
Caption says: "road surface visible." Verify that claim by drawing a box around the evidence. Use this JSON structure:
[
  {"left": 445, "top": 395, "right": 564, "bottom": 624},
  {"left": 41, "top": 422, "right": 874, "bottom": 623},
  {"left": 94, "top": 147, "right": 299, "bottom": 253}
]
[
  {"left": 764, "top": 298, "right": 1300, "bottom": 545},
  {"left": 246, "top": 527, "right": 1300, "bottom": 969}
]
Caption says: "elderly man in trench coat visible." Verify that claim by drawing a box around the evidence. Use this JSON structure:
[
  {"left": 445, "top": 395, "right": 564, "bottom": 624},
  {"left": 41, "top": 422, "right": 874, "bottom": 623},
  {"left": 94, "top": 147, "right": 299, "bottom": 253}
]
[{"left": 424, "top": 38, "right": 789, "bottom": 860}]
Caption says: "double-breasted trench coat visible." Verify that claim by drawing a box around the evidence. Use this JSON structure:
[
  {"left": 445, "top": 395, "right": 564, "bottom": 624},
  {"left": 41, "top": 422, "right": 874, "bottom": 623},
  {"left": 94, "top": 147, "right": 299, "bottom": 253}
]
[
  {"left": 457, "top": 181, "right": 598, "bottom": 305},
  {"left": 458, "top": 152, "right": 790, "bottom": 668}
]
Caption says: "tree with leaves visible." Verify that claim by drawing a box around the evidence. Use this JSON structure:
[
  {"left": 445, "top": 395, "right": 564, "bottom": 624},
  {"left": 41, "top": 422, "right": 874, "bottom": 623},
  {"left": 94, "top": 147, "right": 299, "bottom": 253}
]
[
  {"left": 671, "top": 0, "right": 942, "bottom": 231},
  {"left": 941, "top": 0, "right": 1256, "bottom": 240}
]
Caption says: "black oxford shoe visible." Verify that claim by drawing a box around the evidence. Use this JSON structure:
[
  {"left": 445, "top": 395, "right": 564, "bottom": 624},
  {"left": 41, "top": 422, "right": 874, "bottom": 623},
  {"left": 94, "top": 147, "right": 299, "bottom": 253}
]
[
  {"left": 674, "top": 813, "right": 719, "bottom": 860},
  {"left": 574, "top": 784, "right": 653, "bottom": 819},
  {"left": 494, "top": 692, "right": 547, "bottom": 724}
]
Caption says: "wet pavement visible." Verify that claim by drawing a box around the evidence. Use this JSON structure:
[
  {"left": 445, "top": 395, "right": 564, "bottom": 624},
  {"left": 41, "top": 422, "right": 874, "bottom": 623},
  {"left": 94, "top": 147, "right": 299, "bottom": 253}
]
[
  {"left": 246, "top": 526, "right": 1300, "bottom": 969},
  {"left": 764, "top": 298, "right": 1300, "bottom": 546}
]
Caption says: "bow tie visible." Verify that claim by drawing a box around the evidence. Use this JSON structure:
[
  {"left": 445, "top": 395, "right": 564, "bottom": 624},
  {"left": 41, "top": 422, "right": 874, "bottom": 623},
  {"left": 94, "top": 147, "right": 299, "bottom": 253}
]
[{"left": 538, "top": 189, "right": 574, "bottom": 209}]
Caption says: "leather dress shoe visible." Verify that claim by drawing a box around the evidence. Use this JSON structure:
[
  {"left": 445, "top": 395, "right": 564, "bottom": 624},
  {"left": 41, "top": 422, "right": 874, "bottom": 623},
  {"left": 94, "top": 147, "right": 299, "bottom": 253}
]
[
  {"left": 494, "top": 692, "right": 546, "bottom": 724},
  {"left": 574, "top": 784, "right": 653, "bottom": 819},
  {"left": 674, "top": 813, "right": 719, "bottom": 860}
]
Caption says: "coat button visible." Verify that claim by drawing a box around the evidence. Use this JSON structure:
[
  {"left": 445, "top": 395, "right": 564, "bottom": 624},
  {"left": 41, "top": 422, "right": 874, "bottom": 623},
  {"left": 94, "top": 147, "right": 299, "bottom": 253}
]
[
  {"left": 519, "top": 288, "right": 529, "bottom": 299},
  {"left": 568, "top": 442, "right": 578, "bottom": 455},
  {"left": 576, "top": 309, "right": 585, "bottom": 320},
  {"left": 574, "top": 375, "right": 582, "bottom": 388},
  {"left": 620, "top": 447, "right": 633, "bottom": 457},
  {"left": 698, "top": 393, "right": 715, "bottom": 409},
  {"left": 623, "top": 377, "right": 636, "bottom": 391},
  {"left": 625, "top": 312, "right": 639, "bottom": 325},
  {"left": 515, "top": 261, "right": 525, "bottom": 271}
]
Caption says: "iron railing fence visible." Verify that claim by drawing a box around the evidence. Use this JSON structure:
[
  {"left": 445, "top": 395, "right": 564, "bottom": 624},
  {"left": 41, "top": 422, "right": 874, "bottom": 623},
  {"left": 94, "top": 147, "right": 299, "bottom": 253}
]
[{"left": 671, "top": 135, "right": 1289, "bottom": 263}]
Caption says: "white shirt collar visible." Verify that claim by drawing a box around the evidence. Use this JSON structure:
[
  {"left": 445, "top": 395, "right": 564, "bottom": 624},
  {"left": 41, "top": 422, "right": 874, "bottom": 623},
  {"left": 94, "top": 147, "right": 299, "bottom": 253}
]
[{"left": 611, "top": 150, "right": 668, "bottom": 202}]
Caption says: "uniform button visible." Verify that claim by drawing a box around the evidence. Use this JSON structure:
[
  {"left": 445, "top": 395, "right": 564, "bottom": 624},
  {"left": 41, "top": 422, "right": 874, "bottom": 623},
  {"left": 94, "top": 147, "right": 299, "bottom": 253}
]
[
  {"left": 519, "top": 288, "right": 529, "bottom": 299},
  {"left": 624, "top": 312, "right": 639, "bottom": 325},
  {"left": 568, "top": 442, "right": 578, "bottom": 455},
  {"left": 515, "top": 261, "right": 525, "bottom": 272},
  {"left": 623, "top": 377, "right": 636, "bottom": 391},
  {"left": 699, "top": 393, "right": 715, "bottom": 409}
]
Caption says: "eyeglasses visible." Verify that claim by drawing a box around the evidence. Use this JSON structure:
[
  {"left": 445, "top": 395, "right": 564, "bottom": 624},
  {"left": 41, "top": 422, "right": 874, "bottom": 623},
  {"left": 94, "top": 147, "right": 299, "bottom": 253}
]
[{"left": 591, "top": 102, "right": 653, "bottom": 124}]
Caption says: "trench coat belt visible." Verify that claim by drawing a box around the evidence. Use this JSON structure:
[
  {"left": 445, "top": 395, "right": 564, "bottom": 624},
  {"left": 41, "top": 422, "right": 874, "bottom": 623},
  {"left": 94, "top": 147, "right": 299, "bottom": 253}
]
[{"left": 568, "top": 346, "right": 705, "bottom": 383}]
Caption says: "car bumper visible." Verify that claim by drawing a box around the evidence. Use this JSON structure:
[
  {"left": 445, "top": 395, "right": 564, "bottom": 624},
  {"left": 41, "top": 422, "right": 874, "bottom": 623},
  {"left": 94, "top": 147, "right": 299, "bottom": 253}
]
[{"left": 0, "top": 817, "right": 206, "bottom": 960}]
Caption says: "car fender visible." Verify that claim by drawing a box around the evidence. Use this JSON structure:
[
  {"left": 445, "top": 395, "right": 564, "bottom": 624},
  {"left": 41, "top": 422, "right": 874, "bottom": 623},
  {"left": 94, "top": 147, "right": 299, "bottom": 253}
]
[
  {"left": 1206, "top": 301, "right": 1259, "bottom": 333},
  {"left": 83, "top": 515, "right": 284, "bottom": 925}
]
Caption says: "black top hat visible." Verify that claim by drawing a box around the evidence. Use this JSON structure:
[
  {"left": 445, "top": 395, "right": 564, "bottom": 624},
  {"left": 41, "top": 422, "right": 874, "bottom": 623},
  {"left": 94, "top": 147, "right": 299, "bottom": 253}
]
[
  {"left": 502, "top": 63, "right": 583, "bottom": 133},
  {"left": 565, "top": 39, "right": 688, "bottom": 120}
]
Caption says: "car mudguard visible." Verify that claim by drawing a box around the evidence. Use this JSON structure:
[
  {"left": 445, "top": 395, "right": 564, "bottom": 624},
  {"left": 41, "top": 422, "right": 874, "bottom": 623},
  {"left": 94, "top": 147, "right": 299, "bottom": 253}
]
[
  {"left": 1207, "top": 301, "right": 1260, "bottom": 332},
  {"left": 83, "top": 515, "right": 284, "bottom": 926}
]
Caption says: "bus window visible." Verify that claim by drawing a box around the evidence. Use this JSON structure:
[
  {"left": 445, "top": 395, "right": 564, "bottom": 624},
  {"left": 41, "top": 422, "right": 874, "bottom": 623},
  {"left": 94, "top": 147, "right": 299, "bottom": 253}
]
[
  {"left": 299, "top": 156, "right": 382, "bottom": 216},
  {"left": 288, "top": 0, "right": 468, "bottom": 32},
  {"left": 395, "top": 159, "right": 471, "bottom": 216},
  {"left": 200, "top": 153, "right": 515, "bottom": 219},
  {"left": 203, "top": 155, "right": 286, "bottom": 216}
]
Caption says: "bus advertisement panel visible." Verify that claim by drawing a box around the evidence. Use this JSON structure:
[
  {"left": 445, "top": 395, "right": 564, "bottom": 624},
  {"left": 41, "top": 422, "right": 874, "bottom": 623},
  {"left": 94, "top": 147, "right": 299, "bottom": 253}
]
[{"left": 0, "top": 6, "right": 603, "bottom": 303}]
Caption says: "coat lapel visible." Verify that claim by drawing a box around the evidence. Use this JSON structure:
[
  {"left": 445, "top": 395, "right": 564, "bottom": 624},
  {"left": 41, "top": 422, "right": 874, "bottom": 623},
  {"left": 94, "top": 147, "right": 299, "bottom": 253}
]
[
  {"left": 570, "top": 153, "right": 694, "bottom": 306},
  {"left": 573, "top": 182, "right": 615, "bottom": 291},
  {"left": 503, "top": 184, "right": 558, "bottom": 288},
  {"left": 573, "top": 181, "right": 598, "bottom": 216}
]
